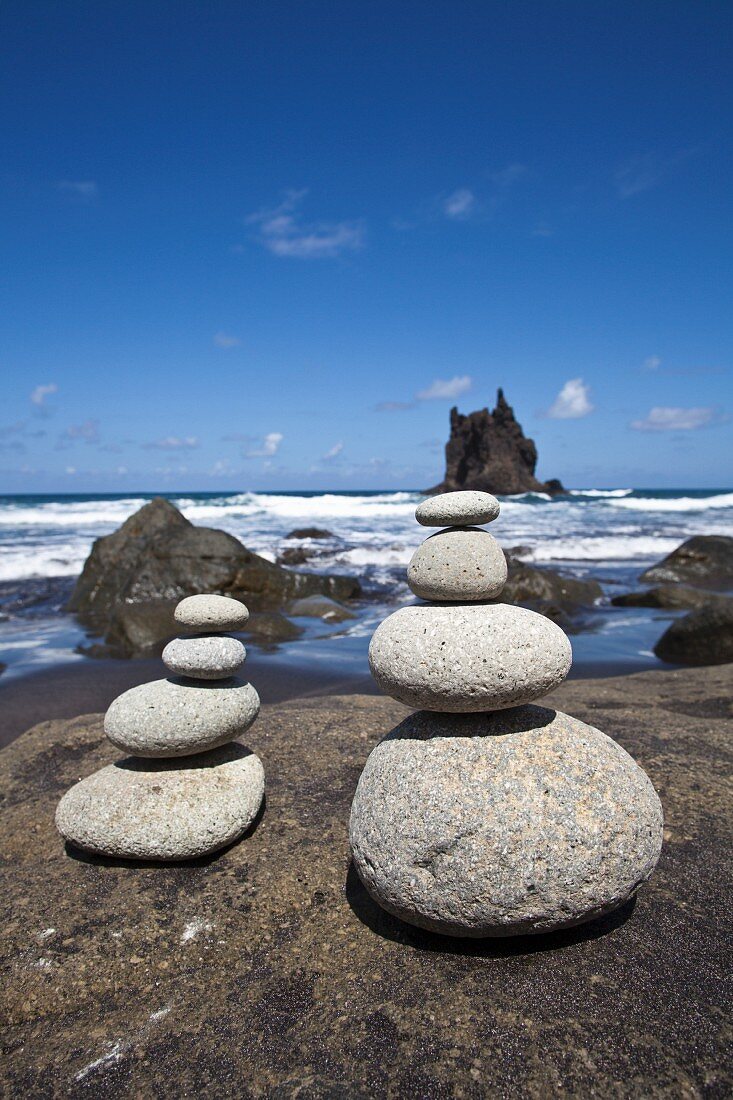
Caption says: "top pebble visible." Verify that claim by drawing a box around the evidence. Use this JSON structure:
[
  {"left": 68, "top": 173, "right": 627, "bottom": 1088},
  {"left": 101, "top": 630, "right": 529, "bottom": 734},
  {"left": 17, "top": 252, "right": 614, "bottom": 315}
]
[
  {"left": 415, "top": 490, "right": 500, "bottom": 528},
  {"left": 174, "top": 593, "right": 249, "bottom": 632}
]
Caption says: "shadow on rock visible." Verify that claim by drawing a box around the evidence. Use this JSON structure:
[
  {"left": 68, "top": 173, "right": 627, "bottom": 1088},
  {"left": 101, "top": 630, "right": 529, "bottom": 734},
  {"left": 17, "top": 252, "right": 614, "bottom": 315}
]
[{"left": 344, "top": 860, "right": 636, "bottom": 958}]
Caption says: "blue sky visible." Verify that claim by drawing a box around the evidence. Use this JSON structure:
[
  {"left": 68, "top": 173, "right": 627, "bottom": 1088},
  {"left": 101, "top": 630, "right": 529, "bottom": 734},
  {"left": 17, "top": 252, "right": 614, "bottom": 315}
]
[{"left": 1, "top": 0, "right": 731, "bottom": 492}]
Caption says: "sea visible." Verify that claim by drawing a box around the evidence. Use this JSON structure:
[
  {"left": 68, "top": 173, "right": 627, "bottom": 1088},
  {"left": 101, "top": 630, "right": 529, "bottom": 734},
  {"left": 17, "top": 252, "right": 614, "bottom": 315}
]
[{"left": 1, "top": 487, "right": 732, "bottom": 682}]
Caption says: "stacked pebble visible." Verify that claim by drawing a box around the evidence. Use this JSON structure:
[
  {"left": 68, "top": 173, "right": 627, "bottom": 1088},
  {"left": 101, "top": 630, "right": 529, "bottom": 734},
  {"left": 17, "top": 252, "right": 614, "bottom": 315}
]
[
  {"left": 56, "top": 594, "right": 264, "bottom": 861},
  {"left": 350, "top": 491, "right": 664, "bottom": 938}
]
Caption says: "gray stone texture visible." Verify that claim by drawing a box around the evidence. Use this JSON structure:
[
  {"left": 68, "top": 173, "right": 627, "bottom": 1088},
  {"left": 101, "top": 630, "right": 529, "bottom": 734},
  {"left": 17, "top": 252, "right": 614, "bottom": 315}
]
[
  {"left": 104, "top": 676, "right": 260, "bottom": 757},
  {"left": 162, "top": 635, "right": 246, "bottom": 680},
  {"left": 369, "top": 603, "right": 571, "bottom": 711},
  {"left": 174, "top": 593, "right": 250, "bottom": 632},
  {"left": 55, "top": 743, "right": 264, "bottom": 861},
  {"left": 407, "top": 527, "right": 507, "bottom": 601},
  {"left": 350, "top": 706, "right": 663, "bottom": 937},
  {"left": 415, "top": 490, "right": 500, "bottom": 528}
]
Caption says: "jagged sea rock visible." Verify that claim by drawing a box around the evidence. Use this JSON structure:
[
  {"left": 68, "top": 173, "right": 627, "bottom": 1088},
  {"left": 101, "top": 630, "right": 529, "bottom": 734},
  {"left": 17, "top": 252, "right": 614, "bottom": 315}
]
[
  {"left": 162, "top": 635, "right": 246, "bottom": 680},
  {"left": 56, "top": 743, "right": 264, "bottom": 860},
  {"left": 369, "top": 604, "right": 571, "bottom": 712},
  {"left": 105, "top": 676, "right": 260, "bottom": 757},
  {"left": 67, "top": 499, "right": 360, "bottom": 651},
  {"left": 415, "top": 490, "right": 500, "bottom": 527},
  {"left": 612, "top": 585, "right": 733, "bottom": 611},
  {"left": 349, "top": 706, "right": 663, "bottom": 937},
  {"left": 640, "top": 535, "right": 733, "bottom": 590},
  {"left": 407, "top": 528, "right": 507, "bottom": 602},
  {"left": 427, "top": 390, "right": 564, "bottom": 496},
  {"left": 654, "top": 605, "right": 733, "bottom": 667},
  {"left": 174, "top": 593, "right": 250, "bottom": 632},
  {"left": 286, "top": 527, "right": 334, "bottom": 540}
]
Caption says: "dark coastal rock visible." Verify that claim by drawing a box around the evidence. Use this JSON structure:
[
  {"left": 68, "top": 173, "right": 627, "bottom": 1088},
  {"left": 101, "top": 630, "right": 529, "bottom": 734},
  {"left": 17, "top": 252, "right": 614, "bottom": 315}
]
[
  {"left": 494, "top": 561, "right": 603, "bottom": 629},
  {"left": 288, "top": 595, "right": 357, "bottom": 622},
  {"left": 427, "top": 389, "right": 564, "bottom": 496},
  {"left": 242, "top": 611, "right": 304, "bottom": 645},
  {"left": 277, "top": 547, "right": 313, "bottom": 566},
  {"left": 67, "top": 499, "right": 359, "bottom": 654},
  {"left": 654, "top": 605, "right": 733, "bottom": 666},
  {"left": 612, "top": 585, "right": 733, "bottom": 611},
  {"left": 641, "top": 535, "right": 733, "bottom": 589},
  {"left": 1, "top": 667, "right": 731, "bottom": 1095},
  {"left": 286, "top": 527, "right": 334, "bottom": 540}
]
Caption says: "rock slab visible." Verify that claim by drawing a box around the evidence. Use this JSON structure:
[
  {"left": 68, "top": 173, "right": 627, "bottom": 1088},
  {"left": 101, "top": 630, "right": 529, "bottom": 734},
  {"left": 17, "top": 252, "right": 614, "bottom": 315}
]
[
  {"left": 407, "top": 527, "right": 507, "bottom": 601},
  {"left": 415, "top": 490, "right": 500, "bottom": 527},
  {"left": 369, "top": 603, "right": 572, "bottom": 711},
  {"left": 350, "top": 706, "right": 663, "bottom": 937},
  {"left": 162, "top": 635, "right": 246, "bottom": 679},
  {"left": 56, "top": 743, "right": 264, "bottom": 860},
  {"left": 104, "top": 676, "right": 260, "bottom": 757}
]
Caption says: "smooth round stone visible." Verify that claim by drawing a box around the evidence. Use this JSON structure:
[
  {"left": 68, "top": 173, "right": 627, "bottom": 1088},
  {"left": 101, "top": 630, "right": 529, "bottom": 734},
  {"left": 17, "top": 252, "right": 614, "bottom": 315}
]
[
  {"left": 369, "top": 604, "right": 571, "bottom": 712},
  {"left": 162, "top": 635, "right": 246, "bottom": 680},
  {"left": 407, "top": 527, "right": 507, "bottom": 601},
  {"left": 56, "top": 743, "right": 264, "bottom": 861},
  {"left": 416, "top": 491, "right": 500, "bottom": 528},
  {"left": 174, "top": 594, "right": 249, "bottom": 633},
  {"left": 350, "top": 706, "right": 663, "bottom": 937},
  {"left": 105, "top": 676, "right": 260, "bottom": 757}
]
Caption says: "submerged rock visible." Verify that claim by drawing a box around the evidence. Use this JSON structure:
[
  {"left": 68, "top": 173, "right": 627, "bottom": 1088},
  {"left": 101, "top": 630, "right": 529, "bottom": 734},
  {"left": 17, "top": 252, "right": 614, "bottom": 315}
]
[
  {"left": 641, "top": 535, "right": 733, "bottom": 590},
  {"left": 350, "top": 707, "right": 663, "bottom": 937},
  {"left": 654, "top": 605, "right": 733, "bottom": 666},
  {"left": 286, "top": 527, "right": 334, "bottom": 540}
]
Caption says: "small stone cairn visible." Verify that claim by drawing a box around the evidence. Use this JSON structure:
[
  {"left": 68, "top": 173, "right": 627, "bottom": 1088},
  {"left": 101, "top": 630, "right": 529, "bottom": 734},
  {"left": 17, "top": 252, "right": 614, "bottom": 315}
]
[
  {"left": 349, "top": 491, "right": 664, "bottom": 937},
  {"left": 56, "top": 594, "right": 264, "bottom": 861}
]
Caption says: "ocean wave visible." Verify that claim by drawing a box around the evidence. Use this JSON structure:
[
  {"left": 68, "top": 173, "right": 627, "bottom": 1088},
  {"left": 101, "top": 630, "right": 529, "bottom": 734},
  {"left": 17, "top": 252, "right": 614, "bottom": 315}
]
[
  {"left": 0, "top": 498, "right": 148, "bottom": 527},
  {"left": 568, "top": 488, "right": 633, "bottom": 498},
  {"left": 526, "top": 535, "right": 681, "bottom": 562},
  {"left": 606, "top": 491, "right": 733, "bottom": 512}
]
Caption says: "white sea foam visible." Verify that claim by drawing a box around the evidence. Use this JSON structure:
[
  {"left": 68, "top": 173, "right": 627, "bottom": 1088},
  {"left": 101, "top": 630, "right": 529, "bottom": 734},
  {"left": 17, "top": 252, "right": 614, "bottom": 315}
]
[
  {"left": 523, "top": 535, "right": 682, "bottom": 562},
  {"left": 606, "top": 491, "right": 733, "bottom": 512},
  {"left": 569, "top": 488, "right": 633, "bottom": 498}
]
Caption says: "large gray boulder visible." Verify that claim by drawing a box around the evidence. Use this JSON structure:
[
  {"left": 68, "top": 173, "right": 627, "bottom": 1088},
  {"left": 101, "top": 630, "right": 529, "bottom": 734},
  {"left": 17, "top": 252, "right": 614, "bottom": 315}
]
[
  {"left": 654, "top": 605, "right": 733, "bottom": 666},
  {"left": 350, "top": 707, "right": 663, "bottom": 937},
  {"left": 641, "top": 535, "right": 733, "bottom": 589},
  {"left": 67, "top": 498, "right": 359, "bottom": 654}
]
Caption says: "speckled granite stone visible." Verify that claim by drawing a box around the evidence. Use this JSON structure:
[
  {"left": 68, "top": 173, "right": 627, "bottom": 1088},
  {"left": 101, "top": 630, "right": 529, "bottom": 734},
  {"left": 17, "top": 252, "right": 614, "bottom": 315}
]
[
  {"left": 0, "top": 667, "right": 731, "bottom": 1096},
  {"left": 416, "top": 491, "right": 500, "bottom": 527},
  {"left": 369, "top": 603, "right": 572, "bottom": 711},
  {"left": 104, "top": 676, "right": 260, "bottom": 757},
  {"left": 350, "top": 706, "right": 663, "bottom": 937},
  {"left": 162, "top": 635, "right": 246, "bottom": 680},
  {"left": 407, "top": 527, "right": 507, "bottom": 601},
  {"left": 174, "top": 593, "right": 249, "bottom": 633},
  {"left": 56, "top": 744, "right": 264, "bottom": 860}
]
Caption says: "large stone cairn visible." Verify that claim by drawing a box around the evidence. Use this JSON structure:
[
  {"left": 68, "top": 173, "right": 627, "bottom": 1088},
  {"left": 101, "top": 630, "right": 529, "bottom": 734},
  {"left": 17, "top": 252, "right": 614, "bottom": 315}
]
[
  {"left": 56, "top": 594, "right": 264, "bottom": 861},
  {"left": 349, "top": 491, "right": 664, "bottom": 938}
]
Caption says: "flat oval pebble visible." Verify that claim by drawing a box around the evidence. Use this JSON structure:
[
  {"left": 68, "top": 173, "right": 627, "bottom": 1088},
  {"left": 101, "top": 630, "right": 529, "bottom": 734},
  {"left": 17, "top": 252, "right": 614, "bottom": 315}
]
[
  {"left": 407, "top": 527, "right": 507, "bottom": 601},
  {"left": 416, "top": 491, "right": 500, "bottom": 527},
  {"left": 350, "top": 706, "right": 663, "bottom": 937},
  {"left": 162, "top": 635, "right": 246, "bottom": 680},
  {"left": 174, "top": 594, "right": 249, "bottom": 633},
  {"left": 56, "top": 744, "right": 264, "bottom": 861},
  {"left": 369, "top": 603, "right": 571, "bottom": 712},
  {"left": 105, "top": 676, "right": 260, "bottom": 757}
]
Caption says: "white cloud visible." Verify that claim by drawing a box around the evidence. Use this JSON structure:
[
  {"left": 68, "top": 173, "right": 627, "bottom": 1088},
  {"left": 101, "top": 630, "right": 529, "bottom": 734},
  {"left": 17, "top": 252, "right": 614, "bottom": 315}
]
[
  {"left": 323, "top": 441, "right": 344, "bottom": 461},
  {"left": 630, "top": 406, "right": 723, "bottom": 432},
  {"left": 247, "top": 191, "right": 365, "bottom": 259},
  {"left": 116, "top": 466, "right": 128, "bottom": 475},
  {"left": 490, "top": 163, "right": 527, "bottom": 187},
  {"left": 546, "top": 378, "right": 594, "bottom": 419},
  {"left": 417, "top": 375, "right": 473, "bottom": 401},
  {"left": 142, "top": 436, "right": 199, "bottom": 451},
  {"left": 443, "top": 188, "right": 476, "bottom": 220},
  {"left": 213, "top": 332, "right": 240, "bottom": 348},
  {"left": 643, "top": 355, "right": 662, "bottom": 371},
  {"left": 31, "top": 383, "right": 58, "bottom": 407},
  {"left": 65, "top": 466, "right": 76, "bottom": 475},
  {"left": 58, "top": 180, "right": 98, "bottom": 199},
  {"left": 246, "top": 431, "right": 283, "bottom": 457}
]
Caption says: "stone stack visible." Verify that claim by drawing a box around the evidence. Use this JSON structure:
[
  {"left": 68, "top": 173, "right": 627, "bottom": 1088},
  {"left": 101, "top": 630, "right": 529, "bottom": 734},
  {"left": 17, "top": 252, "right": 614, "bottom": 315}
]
[
  {"left": 350, "top": 491, "right": 664, "bottom": 938},
  {"left": 56, "top": 594, "right": 264, "bottom": 861}
]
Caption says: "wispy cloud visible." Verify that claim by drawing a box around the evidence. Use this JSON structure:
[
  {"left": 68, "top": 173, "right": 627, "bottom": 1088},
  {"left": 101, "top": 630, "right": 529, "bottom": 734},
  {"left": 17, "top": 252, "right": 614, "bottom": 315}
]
[
  {"left": 545, "top": 378, "right": 594, "bottom": 419},
  {"left": 142, "top": 436, "right": 199, "bottom": 451},
  {"left": 417, "top": 375, "right": 473, "bottom": 401},
  {"left": 247, "top": 190, "right": 365, "bottom": 259},
  {"left": 443, "top": 188, "right": 476, "bottom": 220},
  {"left": 489, "top": 163, "right": 527, "bottom": 187},
  {"left": 64, "top": 419, "right": 100, "bottom": 443},
  {"left": 614, "top": 148, "right": 697, "bottom": 199},
  {"left": 31, "top": 383, "right": 58, "bottom": 407},
  {"left": 323, "top": 441, "right": 344, "bottom": 461},
  {"left": 58, "top": 180, "right": 98, "bottom": 199},
  {"left": 213, "top": 332, "right": 240, "bottom": 349},
  {"left": 246, "top": 431, "right": 283, "bottom": 457},
  {"left": 643, "top": 355, "right": 662, "bottom": 371},
  {"left": 374, "top": 400, "right": 417, "bottom": 412},
  {"left": 630, "top": 406, "right": 726, "bottom": 432}
]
